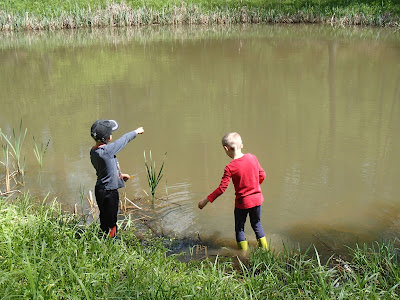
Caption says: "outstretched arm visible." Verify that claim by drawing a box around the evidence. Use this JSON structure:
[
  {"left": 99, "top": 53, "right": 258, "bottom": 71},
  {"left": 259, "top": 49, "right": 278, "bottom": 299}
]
[
  {"left": 207, "top": 167, "right": 231, "bottom": 203},
  {"left": 199, "top": 167, "right": 231, "bottom": 209},
  {"left": 107, "top": 127, "right": 144, "bottom": 156}
]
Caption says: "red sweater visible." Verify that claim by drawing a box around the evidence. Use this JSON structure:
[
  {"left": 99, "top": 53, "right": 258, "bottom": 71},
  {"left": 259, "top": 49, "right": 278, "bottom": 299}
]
[{"left": 207, "top": 153, "right": 266, "bottom": 209}]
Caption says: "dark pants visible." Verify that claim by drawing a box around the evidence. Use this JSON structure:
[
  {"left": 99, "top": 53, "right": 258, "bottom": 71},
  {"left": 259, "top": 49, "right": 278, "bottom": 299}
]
[
  {"left": 94, "top": 186, "right": 119, "bottom": 237},
  {"left": 234, "top": 205, "right": 265, "bottom": 242}
]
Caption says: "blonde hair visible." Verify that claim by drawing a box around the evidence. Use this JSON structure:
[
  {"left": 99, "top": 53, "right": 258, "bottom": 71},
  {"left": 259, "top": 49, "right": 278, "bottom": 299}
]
[{"left": 222, "top": 132, "right": 242, "bottom": 149}]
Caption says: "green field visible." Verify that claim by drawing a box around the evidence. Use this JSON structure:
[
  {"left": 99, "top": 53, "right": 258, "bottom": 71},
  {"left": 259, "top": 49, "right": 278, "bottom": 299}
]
[
  {"left": 1, "top": 195, "right": 400, "bottom": 298},
  {"left": 0, "top": 0, "right": 399, "bottom": 30}
]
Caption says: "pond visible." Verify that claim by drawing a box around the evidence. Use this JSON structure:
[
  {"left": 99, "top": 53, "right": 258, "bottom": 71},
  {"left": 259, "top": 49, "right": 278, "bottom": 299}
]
[{"left": 1, "top": 24, "right": 399, "bottom": 256}]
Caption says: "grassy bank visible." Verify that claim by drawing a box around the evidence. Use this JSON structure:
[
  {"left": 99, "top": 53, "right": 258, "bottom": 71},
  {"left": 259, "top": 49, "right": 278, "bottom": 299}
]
[
  {"left": 1, "top": 194, "right": 400, "bottom": 298},
  {"left": 0, "top": 0, "right": 399, "bottom": 31}
]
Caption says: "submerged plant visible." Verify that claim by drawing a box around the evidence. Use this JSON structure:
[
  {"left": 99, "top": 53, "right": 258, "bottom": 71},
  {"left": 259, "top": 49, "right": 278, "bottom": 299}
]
[
  {"left": 144, "top": 150, "right": 166, "bottom": 201},
  {"left": 0, "top": 119, "right": 27, "bottom": 175},
  {"left": 33, "top": 136, "right": 50, "bottom": 169}
]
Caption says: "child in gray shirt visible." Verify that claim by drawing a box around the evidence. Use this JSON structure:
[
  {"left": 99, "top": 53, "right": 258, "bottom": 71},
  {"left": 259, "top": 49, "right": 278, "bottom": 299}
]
[{"left": 90, "top": 119, "right": 144, "bottom": 238}]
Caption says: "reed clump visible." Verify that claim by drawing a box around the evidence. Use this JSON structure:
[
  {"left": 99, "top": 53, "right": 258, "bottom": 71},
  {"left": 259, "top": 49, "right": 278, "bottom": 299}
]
[
  {"left": 33, "top": 136, "right": 50, "bottom": 170},
  {"left": 0, "top": 1, "right": 399, "bottom": 31},
  {"left": 0, "top": 121, "right": 53, "bottom": 197},
  {"left": 0, "top": 119, "right": 27, "bottom": 175},
  {"left": 0, "top": 120, "right": 28, "bottom": 196},
  {"left": 144, "top": 150, "right": 166, "bottom": 201}
]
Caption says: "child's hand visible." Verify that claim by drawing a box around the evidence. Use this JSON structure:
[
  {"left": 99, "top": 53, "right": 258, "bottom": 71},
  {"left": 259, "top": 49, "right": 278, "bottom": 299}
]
[
  {"left": 135, "top": 127, "right": 144, "bottom": 134},
  {"left": 198, "top": 198, "right": 209, "bottom": 209},
  {"left": 122, "top": 174, "right": 131, "bottom": 182}
]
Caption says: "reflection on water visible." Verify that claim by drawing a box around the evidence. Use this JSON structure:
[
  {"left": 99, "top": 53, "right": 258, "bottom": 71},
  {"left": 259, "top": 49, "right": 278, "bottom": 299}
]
[{"left": 0, "top": 24, "right": 400, "bottom": 255}]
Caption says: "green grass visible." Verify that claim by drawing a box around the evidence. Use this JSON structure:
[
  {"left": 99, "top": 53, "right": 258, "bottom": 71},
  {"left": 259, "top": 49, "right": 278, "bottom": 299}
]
[
  {"left": 0, "top": 0, "right": 398, "bottom": 30},
  {"left": 1, "top": 194, "right": 400, "bottom": 298}
]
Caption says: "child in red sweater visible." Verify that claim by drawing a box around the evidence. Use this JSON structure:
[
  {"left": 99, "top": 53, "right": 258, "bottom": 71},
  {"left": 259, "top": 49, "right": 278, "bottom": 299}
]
[{"left": 198, "top": 132, "right": 268, "bottom": 250}]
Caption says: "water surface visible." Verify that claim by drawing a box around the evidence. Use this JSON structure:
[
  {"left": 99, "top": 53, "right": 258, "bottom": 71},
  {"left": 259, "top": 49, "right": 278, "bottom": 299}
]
[{"left": 1, "top": 25, "right": 399, "bottom": 254}]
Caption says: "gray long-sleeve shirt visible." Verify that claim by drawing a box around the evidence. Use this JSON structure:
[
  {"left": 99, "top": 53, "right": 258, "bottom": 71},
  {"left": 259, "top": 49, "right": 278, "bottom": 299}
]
[{"left": 90, "top": 131, "right": 137, "bottom": 190}]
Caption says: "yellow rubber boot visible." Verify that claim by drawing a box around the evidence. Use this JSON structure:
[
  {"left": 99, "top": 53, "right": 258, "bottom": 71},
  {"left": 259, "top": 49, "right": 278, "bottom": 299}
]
[
  {"left": 257, "top": 237, "right": 268, "bottom": 250},
  {"left": 237, "top": 240, "right": 248, "bottom": 251}
]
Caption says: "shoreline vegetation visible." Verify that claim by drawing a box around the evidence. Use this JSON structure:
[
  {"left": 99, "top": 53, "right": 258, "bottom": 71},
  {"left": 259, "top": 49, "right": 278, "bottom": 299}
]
[
  {"left": 1, "top": 194, "right": 400, "bottom": 298},
  {"left": 1, "top": 127, "right": 400, "bottom": 298},
  {"left": 0, "top": 0, "right": 399, "bottom": 31}
]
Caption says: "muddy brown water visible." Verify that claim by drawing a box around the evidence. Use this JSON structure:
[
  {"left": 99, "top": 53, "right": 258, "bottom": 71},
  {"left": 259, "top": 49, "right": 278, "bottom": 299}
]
[{"left": 1, "top": 25, "right": 400, "bottom": 258}]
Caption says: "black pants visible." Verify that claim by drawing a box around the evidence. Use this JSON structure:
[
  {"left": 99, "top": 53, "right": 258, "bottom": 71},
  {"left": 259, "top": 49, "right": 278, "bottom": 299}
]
[
  {"left": 94, "top": 186, "right": 119, "bottom": 236},
  {"left": 234, "top": 205, "right": 265, "bottom": 242}
]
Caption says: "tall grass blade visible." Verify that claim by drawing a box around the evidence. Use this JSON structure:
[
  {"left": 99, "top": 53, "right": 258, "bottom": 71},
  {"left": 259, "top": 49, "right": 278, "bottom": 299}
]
[
  {"left": 2, "top": 144, "right": 11, "bottom": 193},
  {"left": 67, "top": 257, "right": 90, "bottom": 299},
  {"left": 23, "top": 253, "right": 40, "bottom": 298}
]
